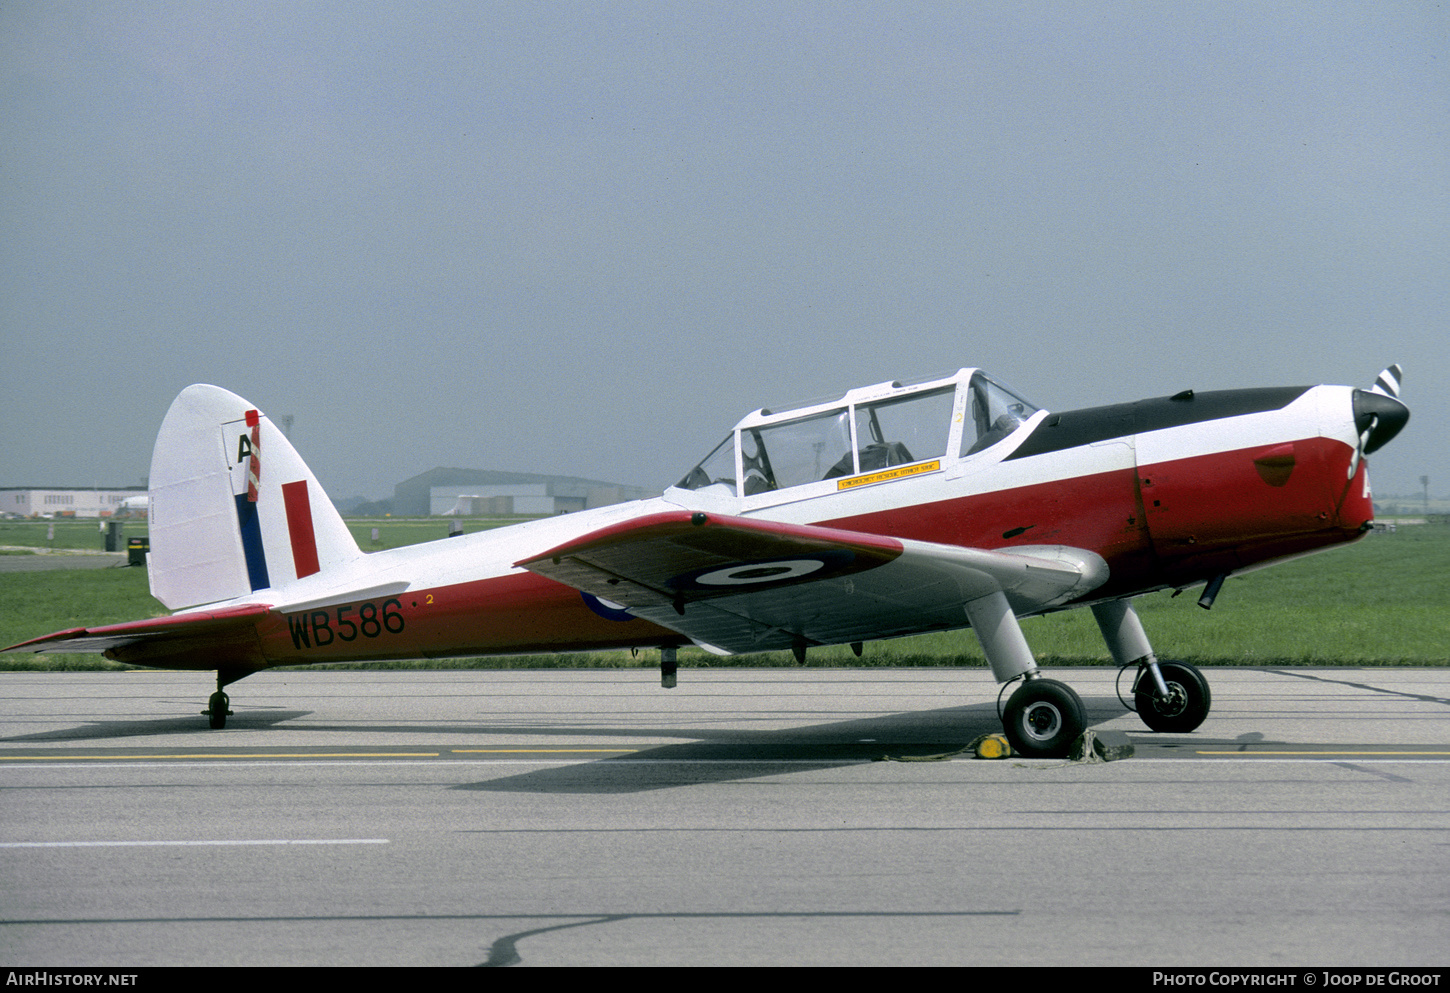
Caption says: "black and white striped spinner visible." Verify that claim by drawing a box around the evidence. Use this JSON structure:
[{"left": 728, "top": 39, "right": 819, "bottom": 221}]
[{"left": 1371, "top": 364, "right": 1403, "bottom": 399}]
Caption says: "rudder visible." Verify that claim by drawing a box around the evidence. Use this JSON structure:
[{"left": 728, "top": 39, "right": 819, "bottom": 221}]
[{"left": 148, "top": 385, "right": 361, "bottom": 609}]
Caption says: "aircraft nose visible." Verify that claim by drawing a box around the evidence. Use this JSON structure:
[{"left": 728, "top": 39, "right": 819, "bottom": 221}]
[{"left": 1352, "top": 389, "right": 1409, "bottom": 454}]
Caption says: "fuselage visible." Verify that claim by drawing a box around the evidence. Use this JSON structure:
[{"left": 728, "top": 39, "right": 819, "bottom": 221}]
[{"left": 113, "top": 370, "right": 1380, "bottom": 671}]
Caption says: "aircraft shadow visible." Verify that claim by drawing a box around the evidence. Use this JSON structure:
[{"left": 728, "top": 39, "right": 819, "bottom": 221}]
[
  {"left": 453, "top": 695, "right": 1133, "bottom": 794},
  {"left": 1, "top": 709, "right": 311, "bottom": 742},
  {"left": 2, "top": 694, "right": 1152, "bottom": 796}
]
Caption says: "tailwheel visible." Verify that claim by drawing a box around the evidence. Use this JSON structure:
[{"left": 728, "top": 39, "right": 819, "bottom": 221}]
[
  {"left": 1002, "top": 679, "right": 1085, "bottom": 758},
  {"left": 1135, "top": 661, "right": 1211, "bottom": 733},
  {"left": 205, "top": 691, "right": 231, "bottom": 730}
]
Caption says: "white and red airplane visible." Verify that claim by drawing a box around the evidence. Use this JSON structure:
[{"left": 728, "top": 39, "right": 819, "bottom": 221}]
[{"left": 4, "top": 365, "right": 1408, "bottom": 756}]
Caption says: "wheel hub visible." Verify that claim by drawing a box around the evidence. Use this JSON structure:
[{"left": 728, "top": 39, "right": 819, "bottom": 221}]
[
  {"left": 1150, "top": 681, "right": 1187, "bottom": 718},
  {"left": 1021, "top": 702, "right": 1062, "bottom": 740}
]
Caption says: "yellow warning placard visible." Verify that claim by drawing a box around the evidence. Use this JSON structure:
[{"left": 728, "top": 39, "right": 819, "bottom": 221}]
[{"left": 837, "top": 459, "right": 941, "bottom": 491}]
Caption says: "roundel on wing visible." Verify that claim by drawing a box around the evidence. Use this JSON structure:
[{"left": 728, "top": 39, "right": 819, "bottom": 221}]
[
  {"left": 668, "top": 549, "right": 857, "bottom": 592},
  {"left": 696, "top": 559, "right": 825, "bottom": 586}
]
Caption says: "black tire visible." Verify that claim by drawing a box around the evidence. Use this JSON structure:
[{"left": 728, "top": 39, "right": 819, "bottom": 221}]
[
  {"left": 207, "top": 692, "right": 228, "bottom": 730},
  {"left": 1003, "top": 679, "right": 1086, "bottom": 758},
  {"left": 1135, "top": 661, "right": 1211, "bottom": 733}
]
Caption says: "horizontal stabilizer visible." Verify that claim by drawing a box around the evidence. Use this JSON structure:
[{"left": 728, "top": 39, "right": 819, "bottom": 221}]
[{"left": 2, "top": 604, "right": 271, "bottom": 670}]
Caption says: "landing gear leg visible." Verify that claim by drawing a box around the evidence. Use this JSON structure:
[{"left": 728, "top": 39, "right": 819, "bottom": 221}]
[
  {"left": 1092, "top": 599, "right": 1211, "bottom": 733},
  {"left": 966, "top": 590, "right": 1085, "bottom": 757}
]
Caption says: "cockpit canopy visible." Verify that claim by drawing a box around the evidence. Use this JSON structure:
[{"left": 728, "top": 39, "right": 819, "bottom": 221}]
[{"left": 675, "top": 369, "right": 1039, "bottom": 498}]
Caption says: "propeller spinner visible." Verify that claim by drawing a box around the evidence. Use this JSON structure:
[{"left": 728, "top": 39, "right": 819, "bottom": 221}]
[{"left": 1348, "top": 364, "right": 1409, "bottom": 478}]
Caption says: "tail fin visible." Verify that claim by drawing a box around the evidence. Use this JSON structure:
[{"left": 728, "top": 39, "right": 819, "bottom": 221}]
[{"left": 148, "top": 384, "right": 361, "bottom": 609}]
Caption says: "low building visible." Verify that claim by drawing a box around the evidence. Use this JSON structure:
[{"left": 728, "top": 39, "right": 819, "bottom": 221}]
[{"left": 1, "top": 487, "right": 148, "bottom": 518}]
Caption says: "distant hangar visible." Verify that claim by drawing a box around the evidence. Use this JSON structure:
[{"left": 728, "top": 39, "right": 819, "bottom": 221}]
[
  {"left": 2, "top": 469, "right": 651, "bottom": 522},
  {"left": 393, "top": 468, "right": 653, "bottom": 517}
]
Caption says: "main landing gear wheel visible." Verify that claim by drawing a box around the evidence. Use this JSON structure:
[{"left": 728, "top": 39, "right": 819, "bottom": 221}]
[
  {"left": 1002, "top": 679, "right": 1085, "bottom": 758},
  {"left": 205, "top": 691, "right": 231, "bottom": 730},
  {"left": 1135, "top": 661, "right": 1211, "bottom": 733}
]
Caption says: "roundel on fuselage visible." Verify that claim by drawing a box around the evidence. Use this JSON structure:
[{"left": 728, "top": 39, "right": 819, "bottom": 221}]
[{"left": 581, "top": 591, "right": 635, "bottom": 622}]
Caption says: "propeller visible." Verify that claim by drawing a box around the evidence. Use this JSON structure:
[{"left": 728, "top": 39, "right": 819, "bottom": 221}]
[{"left": 1348, "top": 364, "right": 1409, "bottom": 479}]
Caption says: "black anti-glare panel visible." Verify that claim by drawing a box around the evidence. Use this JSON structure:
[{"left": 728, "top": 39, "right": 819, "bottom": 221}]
[{"left": 1005, "top": 386, "right": 1312, "bottom": 461}]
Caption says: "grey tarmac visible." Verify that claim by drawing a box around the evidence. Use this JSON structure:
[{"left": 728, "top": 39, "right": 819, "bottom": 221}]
[{"left": 1, "top": 666, "right": 1447, "bottom": 967}]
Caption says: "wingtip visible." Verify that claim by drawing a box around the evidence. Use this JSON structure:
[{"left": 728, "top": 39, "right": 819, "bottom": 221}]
[{"left": 1, "top": 628, "right": 90, "bottom": 653}]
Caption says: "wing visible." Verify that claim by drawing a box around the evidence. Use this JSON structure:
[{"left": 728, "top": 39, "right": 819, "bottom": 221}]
[
  {"left": 3, "top": 603, "right": 271, "bottom": 670},
  {"left": 518, "top": 511, "right": 1108, "bottom": 654}
]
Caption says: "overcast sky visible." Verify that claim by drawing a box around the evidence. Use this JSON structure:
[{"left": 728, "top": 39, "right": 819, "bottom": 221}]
[{"left": 2, "top": 1, "right": 1444, "bottom": 502}]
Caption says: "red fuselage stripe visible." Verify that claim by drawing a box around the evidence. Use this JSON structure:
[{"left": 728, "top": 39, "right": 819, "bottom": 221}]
[{"left": 251, "top": 433, "right": 1369, "bottom": 665}]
